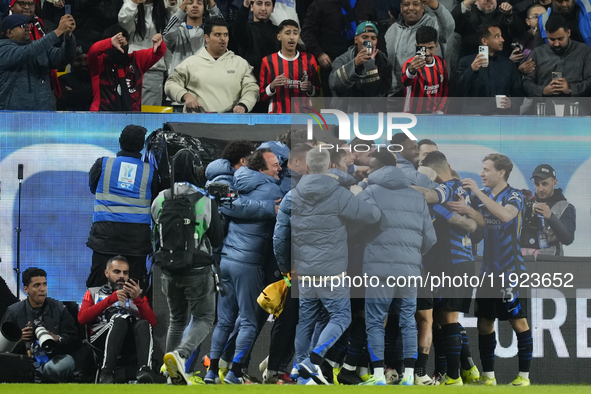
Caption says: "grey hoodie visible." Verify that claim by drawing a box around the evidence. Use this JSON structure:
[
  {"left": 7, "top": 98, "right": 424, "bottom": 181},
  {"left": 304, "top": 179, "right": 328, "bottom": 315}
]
[
  {"left": 357, "top": 166, "right": 437, "bottom": 277},
  {"left": 291, "top": 174, "right": 381, "bottom": 277}
]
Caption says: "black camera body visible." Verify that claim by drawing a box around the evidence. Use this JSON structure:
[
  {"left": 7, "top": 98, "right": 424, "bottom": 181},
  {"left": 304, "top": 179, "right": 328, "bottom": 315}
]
[{"left": 205, "top": 182, "right": 238, "bottom": 207}]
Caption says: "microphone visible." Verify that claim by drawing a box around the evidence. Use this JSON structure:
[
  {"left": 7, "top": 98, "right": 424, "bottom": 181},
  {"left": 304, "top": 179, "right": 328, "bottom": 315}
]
[{"left": 18, "top": 164, "right": 24, "bottom": 180}]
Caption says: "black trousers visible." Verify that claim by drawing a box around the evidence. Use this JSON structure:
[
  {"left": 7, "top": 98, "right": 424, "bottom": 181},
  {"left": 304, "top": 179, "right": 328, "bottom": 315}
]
[
  {"left": 87, "top": 252, "right": 148, "bottom": 289},
  {"left": 90, "top": 315, "right": 153, "bottom": 372},
  {"left": 268, "top": 287, "right": 299, "bottom": 372}
]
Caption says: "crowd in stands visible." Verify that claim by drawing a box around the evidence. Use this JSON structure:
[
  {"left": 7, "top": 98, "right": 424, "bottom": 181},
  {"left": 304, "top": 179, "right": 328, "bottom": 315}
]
[{"left": 1, "top": 0, "right": 590, "bottom": 114}]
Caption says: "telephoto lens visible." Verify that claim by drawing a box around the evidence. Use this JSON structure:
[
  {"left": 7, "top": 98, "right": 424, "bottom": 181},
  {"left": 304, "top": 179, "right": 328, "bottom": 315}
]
[{"left": 34, "top": 326, "right": 56, "bottom": 352}]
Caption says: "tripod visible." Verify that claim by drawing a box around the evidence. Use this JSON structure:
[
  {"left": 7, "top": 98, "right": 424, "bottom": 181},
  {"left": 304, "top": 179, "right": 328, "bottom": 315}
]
[{"left": 14, "top": 164, "right": 23, "bottom": 299}]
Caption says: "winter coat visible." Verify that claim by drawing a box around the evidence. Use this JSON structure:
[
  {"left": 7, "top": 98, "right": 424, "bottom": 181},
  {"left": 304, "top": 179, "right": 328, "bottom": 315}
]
[
  {"left": 0, "top": 32, "right": 76, "bottom": 110},
  {"left": 291, "top": 174, "right": 381, "bottom": 276},
  {"left": 396, "top": 153, "right": 439, "bottom": 188},
  {"left": 220, "top": 166, "right": 284, "bottom": 266},
  {"left": 357, "top": 166, "right": 437, "bottom": 277}
]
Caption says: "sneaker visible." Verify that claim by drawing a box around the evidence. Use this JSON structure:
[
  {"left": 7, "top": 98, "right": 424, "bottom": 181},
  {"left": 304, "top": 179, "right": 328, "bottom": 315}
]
[
  {"left": 415, "top": 373, "right": 440, "bottom": 385},
  {"left": 359, "top": 375, "right": 387, "bottom": 386},
  {"left": 461, "top": 365, "right": 481, "bottom": 384},
  {"left": 359, "top": 373, "right": 371, "bottom": 382},
  {"left": 479, "top": 375, "right": 497, "bottom": 386},
  {"left": 204, "top": 369, "right": 220, "bottom": 384},
  {"left": 337, "top": 368, "right": 363, "bottom": 385},
  {"left": 223, "top": 371, "right": 244, "bottom": 384},
  {"left": 99, "top": 369, "right": 114, "bottom": 384},
  {"left": 218, "top": 367, "right": 229, "bottom": 383},
  {"left": 278, "top": 372, "right": 294, "bottom": 384},
  {"left": 137, "top": 366, "right": 155, "bottom": 384},
  {"left": 242, "top": 372, "right": 261, "bottom": 384},
  {"left": 297, "top": 377, "right": 318, "bottom": 385},
  {"left": 443, "top": 374, "right": 464, "bottom": 386},
  {"left": 259, "top": 356, "right": 269, "bottom": 373},
  {"left": 290, "top": 365, "right": 300, "bottom": 382},
  {"left": 511, "top": 375, "right": 531, "bottom": 386},
  {"left": 333, "top": 367, "right": 342, "bottom": 385},
  {"left": 384, "top": 368, "right": 399, "bottom": 385},
  {"left": 400, "top": 373, "right": 414, "bottom": 386},
  {"left": 297, "top": 358, "right": 330, "bottom": 385},
  {"left": 433, "top": 372, "right": 445, "bottom": 384},
  {"left": 188, "top": 371, "right": 206, "bottom": 385},
  {"left": 163, "top": 351, "right": 191, "bottom": 385}
]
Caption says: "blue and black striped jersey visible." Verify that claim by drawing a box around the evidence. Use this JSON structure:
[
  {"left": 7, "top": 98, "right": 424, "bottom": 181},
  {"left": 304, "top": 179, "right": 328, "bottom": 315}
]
[{"left": 472, "top": 185, "right": 525, "bottom": 275}]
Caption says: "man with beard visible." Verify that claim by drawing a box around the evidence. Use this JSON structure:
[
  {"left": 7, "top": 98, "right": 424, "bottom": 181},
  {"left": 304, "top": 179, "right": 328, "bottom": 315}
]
[
  {"left": 535, "top": 0, "right": 591, "bottom": 47},
  {"left": 0, "top": 13, "right": 76, "bottom": 110},
  {"left": 523, "top": 13, "right": 591, "bottom": 113},
  {"left": 520, "top": 164, "right": 576, "bottom": 256},
  {"left": 87, "top": 24, "right": 166, "bottom": 111},
  {"left": 57, "top": 42, "right": 93, "bottom": 110},
  {"left": 78, "top": 256, "right": 157, "bottom": 384}
]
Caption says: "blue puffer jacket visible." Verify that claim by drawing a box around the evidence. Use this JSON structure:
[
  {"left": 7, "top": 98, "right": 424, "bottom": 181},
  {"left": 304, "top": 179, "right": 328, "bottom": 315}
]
[
  {"left": 258, "top": 141, "right": 290, "bottom": 165},
  {"left": 274, "top": 190, "right": 292, "bottom": 274},
  {"left": 221, "top": 166, "right": 284, "bottom": 266},
  {"left": 291, "top": 174, "right": 381, "bottom": 276},
  {"left": 205, "top": 158, "right": 235, "bottom": 186},
  {"left": 357, "top": 166, "right": 437, "bottom": 277}
]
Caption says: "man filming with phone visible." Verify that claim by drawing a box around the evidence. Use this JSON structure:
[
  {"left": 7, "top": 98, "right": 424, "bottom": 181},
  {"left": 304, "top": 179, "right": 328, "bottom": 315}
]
[
  {"left": 78, "top": 256, "right": 157, "bottom": 384},
  {"left": 456, "top": 23, "right": 522, "bottom": 115},
  {"left": 523, "top": 14, "right": 591, "bottom": 114},
  {"left": 329, "top": 21, "right": 392, "bottom": 110}
]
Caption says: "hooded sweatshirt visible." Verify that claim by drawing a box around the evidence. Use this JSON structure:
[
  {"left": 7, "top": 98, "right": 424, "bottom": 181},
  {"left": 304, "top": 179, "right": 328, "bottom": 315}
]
[{"left": 164, "top": 47, "right": 259, "bottom": 112}]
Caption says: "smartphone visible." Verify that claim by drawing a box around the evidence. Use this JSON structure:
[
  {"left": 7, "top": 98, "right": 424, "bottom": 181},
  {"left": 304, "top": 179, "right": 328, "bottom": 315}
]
[
  {"left": 552, "top": 71, "right": 562, "bottom": 80},
  {"left": 511, "top": 42, "right": 521, "bottom": 53},
  {"left": 415, "top": 45, "right": 426, "bottom": 60},
  {"left": 65, "top": 4, "right": 71, "bottom": 14},
  {"left": 127, "top": 278, "right": 139, "bottom": 285},
  {"left": 362, "top": 40, "right": 373, "bottom": 55},
  {"left": 479, "top": 45, "right": 489, "bottom": 67}
]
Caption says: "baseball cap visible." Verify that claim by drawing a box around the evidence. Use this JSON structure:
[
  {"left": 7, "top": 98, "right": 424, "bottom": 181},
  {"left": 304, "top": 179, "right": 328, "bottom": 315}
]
[
  {"left": 531, "top": 164, "right": 556, "bottom": 179},
  {"left": 355, "top": 21, "right": 378, "bottom": 36},
  {"left": 1, "top": 14, "right": 32, "bottom": 38}
]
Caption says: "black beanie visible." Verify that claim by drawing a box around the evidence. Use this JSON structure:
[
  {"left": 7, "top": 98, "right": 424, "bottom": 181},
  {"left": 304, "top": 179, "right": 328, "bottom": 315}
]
[
  {"left": 173, "top": 150, "right": 200, "bottom": 186},
  {"left": 119, "top": 125, "right": 147, "bottom": 152}
]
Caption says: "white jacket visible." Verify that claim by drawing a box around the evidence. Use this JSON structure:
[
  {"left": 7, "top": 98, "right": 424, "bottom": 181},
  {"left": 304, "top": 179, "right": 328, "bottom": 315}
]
[{"left": 164, "top": 47, "right": 260, "bottom": 112}]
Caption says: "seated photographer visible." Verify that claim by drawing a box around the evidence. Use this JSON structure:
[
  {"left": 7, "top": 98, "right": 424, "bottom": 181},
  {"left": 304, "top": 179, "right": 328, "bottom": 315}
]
[
  {"left": 78, "top": 256, "right": 157, "bottom": 384},
  {"left": 521, "top": 164, "right": 576, "bottom": 256},
  {"left": 1, "top": 267, "right": 79, "bottom": 383}
]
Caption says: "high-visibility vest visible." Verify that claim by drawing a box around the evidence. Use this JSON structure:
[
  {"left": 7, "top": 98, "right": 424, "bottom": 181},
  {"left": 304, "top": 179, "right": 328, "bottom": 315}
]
[{"left": 93, "top": 156, "right": 154, "bottom": 225}]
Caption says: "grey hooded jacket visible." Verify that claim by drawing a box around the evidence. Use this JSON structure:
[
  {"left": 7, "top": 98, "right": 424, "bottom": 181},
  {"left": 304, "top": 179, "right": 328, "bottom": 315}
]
[
  {"left": 291, "top": 174, "right": 381, "bottom": 277},
  {"left": 357, "top": 166, "right": 437, "bottom": 277}
]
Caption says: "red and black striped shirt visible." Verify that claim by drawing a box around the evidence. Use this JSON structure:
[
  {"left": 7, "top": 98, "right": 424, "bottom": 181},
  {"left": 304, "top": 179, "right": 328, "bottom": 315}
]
[
  {"left": 259, "top": 51, "right": 320, "bottom": 113},
  {"left": 401, "top": 55, "right": 449, "bottom": 114}
]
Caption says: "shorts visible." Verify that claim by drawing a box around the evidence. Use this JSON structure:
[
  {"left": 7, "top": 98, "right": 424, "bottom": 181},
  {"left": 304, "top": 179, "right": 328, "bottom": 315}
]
[{"left": 474, "top": 297, "right": 528, "bottom": 320}]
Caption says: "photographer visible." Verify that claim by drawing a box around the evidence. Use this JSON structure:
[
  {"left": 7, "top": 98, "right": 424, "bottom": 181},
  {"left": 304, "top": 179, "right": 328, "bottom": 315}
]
[
  {"left": 78, "top": 256, "right": 157, "bottom": 384},
  {"left": 521, "top": 164, "right": 576, "bottom": 256},
  {"left": 1, "top": 267, "right": 79, "bottom": 383}
]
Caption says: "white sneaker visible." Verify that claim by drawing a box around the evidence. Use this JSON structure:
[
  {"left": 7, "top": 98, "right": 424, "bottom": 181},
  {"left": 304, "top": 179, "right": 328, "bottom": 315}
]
[
  {"left": 414, "top": 373, "right": 440, "bottom": 385},
  {"left": 259, "top": 356, "right": 269, "bottom": 373},
  {"left": 164, "top": 351, "right": 191, "bottom": 385}
]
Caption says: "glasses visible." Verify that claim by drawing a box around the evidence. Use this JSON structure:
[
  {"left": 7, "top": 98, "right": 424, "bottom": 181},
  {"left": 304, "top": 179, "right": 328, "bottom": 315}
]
[{"left": 16, "top": 1, "right": 36, "bottom": 8}]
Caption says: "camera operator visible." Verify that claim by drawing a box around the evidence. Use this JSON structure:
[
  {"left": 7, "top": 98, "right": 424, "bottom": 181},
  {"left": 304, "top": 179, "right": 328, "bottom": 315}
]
[
  {"left": 78, "top": 256, "right": 157, "bottom": 384},
  {"left": 1, "top": 267, "right": 79, "bottom": 383},
  {"left": 521, "top": 164, "right": 576, "bottom": 256}
]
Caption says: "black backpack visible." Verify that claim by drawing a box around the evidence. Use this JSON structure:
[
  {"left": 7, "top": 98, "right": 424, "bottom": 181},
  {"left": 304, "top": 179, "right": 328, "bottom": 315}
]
[{"left": 154, "top": 149, "right": 205, "bottom": 272}]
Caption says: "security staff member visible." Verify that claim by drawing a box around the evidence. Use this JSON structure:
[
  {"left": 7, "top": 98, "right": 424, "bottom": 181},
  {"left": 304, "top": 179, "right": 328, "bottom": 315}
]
[
  {"left": 86, "top": 125, "right": 158, "bottom": 288},
  {"left": 521, "top": 164, "right": 576, "bottom": 256}
]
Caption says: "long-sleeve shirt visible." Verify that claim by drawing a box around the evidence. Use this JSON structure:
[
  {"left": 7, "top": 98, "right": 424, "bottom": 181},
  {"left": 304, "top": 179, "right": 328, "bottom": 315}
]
[
  {"left": 88, "top": 37, "right": 166, "bottom": 111},
  {"left": 259, "top": 51, "right": 319, "bottom": 113},
  {"left": 79, "top": 288, "right": 157, "bottom": 329},
  {"left": 401, "top": 55, "right": 449, "bottom": 114}
]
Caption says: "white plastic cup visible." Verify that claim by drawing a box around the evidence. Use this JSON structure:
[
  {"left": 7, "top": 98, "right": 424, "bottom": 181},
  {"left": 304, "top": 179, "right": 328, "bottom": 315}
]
[
  {"left": 496, "top": 95, "right": 506, "bottom": 109},
  {"left": 554, "top": 103, "right": 565, "bottom": 117}
]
